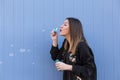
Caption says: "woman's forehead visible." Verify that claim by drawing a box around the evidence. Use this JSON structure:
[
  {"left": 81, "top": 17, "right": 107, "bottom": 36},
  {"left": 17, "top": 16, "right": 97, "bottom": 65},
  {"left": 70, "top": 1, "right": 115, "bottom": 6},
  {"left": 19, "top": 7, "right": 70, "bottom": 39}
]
[{"left": 64, "top": 20, "right": 69, "bottom": 24}]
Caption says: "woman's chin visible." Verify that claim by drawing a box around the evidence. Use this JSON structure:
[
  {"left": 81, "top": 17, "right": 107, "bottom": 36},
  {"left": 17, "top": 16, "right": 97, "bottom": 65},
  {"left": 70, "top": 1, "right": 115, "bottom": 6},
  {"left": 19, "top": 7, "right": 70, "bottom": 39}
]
[{"left": 60, "top": 33, "right": 65, "bottom": 36}]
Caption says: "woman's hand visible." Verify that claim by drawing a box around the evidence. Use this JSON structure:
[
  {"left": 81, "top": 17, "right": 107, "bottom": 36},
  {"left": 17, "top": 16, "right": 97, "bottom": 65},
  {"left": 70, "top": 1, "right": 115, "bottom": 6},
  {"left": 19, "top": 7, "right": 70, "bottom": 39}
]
[
  {"left": 50, "top": 30, "right": 58, "bottom": 47},
  {"left": 55, "top": 62, "right": 72, "bottom": 71}
]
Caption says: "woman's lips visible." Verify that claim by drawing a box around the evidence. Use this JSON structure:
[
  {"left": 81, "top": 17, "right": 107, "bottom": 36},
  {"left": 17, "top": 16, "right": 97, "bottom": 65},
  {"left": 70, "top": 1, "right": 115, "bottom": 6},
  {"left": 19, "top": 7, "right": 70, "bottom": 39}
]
[{"left": 60, "top": 29, "right": 62, "bottom": 32}]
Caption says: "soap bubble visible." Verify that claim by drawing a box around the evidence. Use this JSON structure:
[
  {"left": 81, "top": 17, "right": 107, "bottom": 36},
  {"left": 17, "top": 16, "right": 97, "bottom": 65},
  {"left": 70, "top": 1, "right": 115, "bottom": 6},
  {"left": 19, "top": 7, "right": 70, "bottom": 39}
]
[
  {"left": 10, "top": 44, "right": 14, "bottom": 47},
  {"left": 0, "top": 61, "right": 3, "bottom": 64},
  {"left": 19, "top": 48, "right": 26, "bottom": 53},
  {"left": 32, "top": 62, "right": 35, "bottom": 65},
  {"left": 42, "top": 29, "right": 46, "bottom": 32},
  {"left": 9, "top": 52, "right": 14, "bottom": 57}
]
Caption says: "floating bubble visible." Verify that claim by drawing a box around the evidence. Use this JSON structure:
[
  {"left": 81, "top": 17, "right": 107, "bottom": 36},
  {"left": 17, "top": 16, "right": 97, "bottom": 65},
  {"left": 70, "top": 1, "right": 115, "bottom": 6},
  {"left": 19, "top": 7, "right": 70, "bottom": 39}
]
[
  {"left": 9, "top": 52, "right": 14, "bottom": 57},
  {"left": 32, "top": 62, "right": 35, "bottom": 65},
  {"left": 42, "top": 29, "right": 46, "bottom": 32},
  {"left": 19, "top": 48, "right": 26, "bottom": 53},
  {"left": 10, "top": 44, "right": 14, "bottom": 47},
  {"left": 0, "top": 61, "right": 3, "bottom": 64}
]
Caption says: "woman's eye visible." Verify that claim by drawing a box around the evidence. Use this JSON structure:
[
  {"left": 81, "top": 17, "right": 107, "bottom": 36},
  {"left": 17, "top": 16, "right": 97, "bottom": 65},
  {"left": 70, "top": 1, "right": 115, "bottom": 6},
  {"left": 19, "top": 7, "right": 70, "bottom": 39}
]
[{"left": 64, "top": 24, "right": 67, "bottom": 26}]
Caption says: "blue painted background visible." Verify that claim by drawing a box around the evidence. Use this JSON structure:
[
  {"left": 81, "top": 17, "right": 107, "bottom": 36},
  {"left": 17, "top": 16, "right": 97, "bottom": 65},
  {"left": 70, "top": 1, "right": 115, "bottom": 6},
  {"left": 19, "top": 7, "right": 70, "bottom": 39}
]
[{"left": 0, "top": 0, "right": 120, "bottom": 80}]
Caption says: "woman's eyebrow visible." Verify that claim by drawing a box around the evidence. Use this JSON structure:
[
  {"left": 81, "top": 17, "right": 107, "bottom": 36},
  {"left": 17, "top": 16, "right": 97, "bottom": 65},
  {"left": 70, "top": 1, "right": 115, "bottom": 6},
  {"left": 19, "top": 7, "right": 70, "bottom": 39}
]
[{"left": 64, "top": 22, "right": 68, "bottom": 24}]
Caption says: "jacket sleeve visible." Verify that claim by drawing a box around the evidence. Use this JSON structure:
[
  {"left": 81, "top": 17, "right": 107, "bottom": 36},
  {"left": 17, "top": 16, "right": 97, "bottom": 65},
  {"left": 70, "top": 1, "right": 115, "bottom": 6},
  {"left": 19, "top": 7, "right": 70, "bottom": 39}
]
[
  {"left": 71, "top": 43, "right": 96, "bottom": 79},
  {"left": 50, "top": 40, "right": 65, "bottom": 61}
]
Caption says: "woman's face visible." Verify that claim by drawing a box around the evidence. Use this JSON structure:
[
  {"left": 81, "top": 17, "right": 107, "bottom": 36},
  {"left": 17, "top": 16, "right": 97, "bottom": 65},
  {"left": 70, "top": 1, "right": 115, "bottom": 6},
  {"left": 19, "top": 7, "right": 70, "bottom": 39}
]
[{"left": 60, "top": 19, "right": 70, "bottom": 36}]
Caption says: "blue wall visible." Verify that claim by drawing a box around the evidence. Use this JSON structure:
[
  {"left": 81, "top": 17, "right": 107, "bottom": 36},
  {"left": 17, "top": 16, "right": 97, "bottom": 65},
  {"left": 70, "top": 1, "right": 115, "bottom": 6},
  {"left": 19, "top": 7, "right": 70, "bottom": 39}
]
[{"left": 0, "top": 0, "right": 120, "bottom": 80}]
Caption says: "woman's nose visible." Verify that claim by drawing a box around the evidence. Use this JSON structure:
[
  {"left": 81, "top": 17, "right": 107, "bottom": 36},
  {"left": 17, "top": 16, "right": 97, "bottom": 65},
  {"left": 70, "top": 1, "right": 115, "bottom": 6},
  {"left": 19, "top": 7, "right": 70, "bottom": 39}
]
[{"left": 60, "top": 24, "right": 63, "bottom": 28}]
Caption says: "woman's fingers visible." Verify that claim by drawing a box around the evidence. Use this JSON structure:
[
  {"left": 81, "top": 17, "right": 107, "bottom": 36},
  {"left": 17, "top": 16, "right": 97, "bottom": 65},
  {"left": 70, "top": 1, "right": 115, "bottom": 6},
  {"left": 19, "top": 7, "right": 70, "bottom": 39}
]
[
  {"left": 55, "top": 62, "right": 64, "bottom": 70},
  {"left": 51, "top": 30, "right": 55, "bottom": 36},
  {"left": 51, "top": 30, "right": 58, "bottom": 37},
  {"left": 55, "top": 62, "right": 60, "bottom": 70}
]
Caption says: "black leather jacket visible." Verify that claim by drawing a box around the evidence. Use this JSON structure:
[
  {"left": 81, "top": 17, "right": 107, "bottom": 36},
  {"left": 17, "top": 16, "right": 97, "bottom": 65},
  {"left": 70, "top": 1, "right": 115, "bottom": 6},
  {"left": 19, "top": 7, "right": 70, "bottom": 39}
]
[{"left": 50, "top": 40, "right": 97, "bottom": 80}]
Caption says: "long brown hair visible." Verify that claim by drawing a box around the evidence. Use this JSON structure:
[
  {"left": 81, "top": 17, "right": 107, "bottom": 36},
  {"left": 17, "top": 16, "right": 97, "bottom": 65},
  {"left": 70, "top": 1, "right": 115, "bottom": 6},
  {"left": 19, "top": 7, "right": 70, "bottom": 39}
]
[{"left": 64, "top": 17, "right": 88, "bottom": 54}]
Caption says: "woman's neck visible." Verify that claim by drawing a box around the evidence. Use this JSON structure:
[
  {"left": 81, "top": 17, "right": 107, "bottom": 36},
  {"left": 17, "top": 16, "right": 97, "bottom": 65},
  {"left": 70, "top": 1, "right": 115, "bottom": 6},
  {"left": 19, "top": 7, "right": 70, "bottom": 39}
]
[{"left": 65, "top": 35, "right": 70, "bottom": 44}]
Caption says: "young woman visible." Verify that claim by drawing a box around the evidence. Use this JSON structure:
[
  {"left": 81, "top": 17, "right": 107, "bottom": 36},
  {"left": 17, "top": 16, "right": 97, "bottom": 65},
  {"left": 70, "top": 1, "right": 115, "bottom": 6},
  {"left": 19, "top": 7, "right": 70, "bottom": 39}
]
[{"left": 50, "top": 17, "right": 97, "bottom": 80}]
